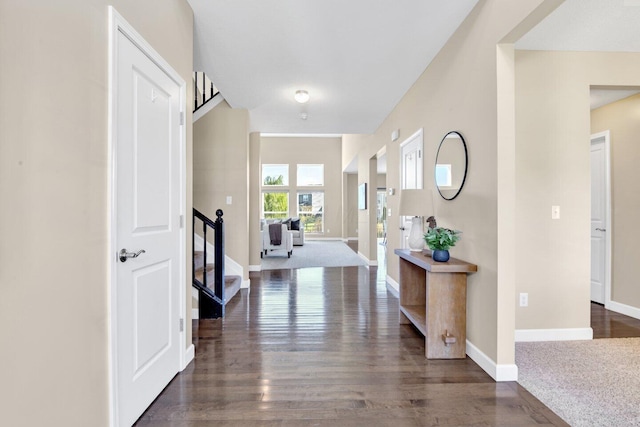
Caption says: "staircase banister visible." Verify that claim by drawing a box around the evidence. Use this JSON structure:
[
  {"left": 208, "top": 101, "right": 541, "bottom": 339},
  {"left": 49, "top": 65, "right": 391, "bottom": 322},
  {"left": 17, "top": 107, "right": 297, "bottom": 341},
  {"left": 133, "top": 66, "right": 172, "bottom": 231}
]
[{"left": 193, "top": 207, "right": 217, "bottom": 229}]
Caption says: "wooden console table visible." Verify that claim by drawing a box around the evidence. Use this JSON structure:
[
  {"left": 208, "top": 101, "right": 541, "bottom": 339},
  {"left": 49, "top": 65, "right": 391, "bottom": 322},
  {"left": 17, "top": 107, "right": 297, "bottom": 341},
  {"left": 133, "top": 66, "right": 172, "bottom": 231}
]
[{"left": 394, "top": 249, "right": 477, "bottom": 359}]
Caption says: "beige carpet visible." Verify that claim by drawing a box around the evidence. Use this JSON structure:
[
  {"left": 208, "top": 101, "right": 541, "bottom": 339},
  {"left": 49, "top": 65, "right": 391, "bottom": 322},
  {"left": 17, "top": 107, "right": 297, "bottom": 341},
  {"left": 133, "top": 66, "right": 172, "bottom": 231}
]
[
  {"left": 261, "top": 240, "right": 367, "bottom": 270},
  {"left": 516, "top": 338, "right": 640, "bottom": 426}
]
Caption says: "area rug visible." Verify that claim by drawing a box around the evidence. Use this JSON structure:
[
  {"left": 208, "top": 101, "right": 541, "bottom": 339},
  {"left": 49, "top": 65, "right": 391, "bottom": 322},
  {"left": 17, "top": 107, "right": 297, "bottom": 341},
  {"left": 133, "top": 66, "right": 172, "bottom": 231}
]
[
  {"left": 261, "top": 240, "right": 367, "bottom": 270},
  {"left": 516, "top": 338, "right": 640, "bottom": 426}
]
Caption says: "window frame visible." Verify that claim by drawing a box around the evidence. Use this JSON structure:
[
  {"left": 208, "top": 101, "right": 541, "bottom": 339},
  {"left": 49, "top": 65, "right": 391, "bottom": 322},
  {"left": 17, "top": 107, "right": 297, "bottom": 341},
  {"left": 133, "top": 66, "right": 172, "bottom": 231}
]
[
  {"left": 297, "top": 164, "right": 324, "bottom": 187},
  {"left": 297, "top": 190, "right": 324, "bottom": 233},
  {"left": 262, "top": 190, "right": 290, "bottom": 219},
  {"left": 262, "top": 164, "right": 289, "bottom": 187}
]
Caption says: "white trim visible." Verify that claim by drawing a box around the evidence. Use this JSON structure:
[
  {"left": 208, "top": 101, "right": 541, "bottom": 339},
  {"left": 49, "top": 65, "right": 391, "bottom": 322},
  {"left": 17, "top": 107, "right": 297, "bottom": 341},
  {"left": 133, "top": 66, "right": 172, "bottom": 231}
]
[
  {"left": 399, "top": 128, "right": 424, "bottom": 251},
  {"left": 108, "top": 8, "right": 187, "bottom": 426},
  {"left": 514, "top": 328, "right": 593, "bottom": 342},
  {"left": 606, "top": 300, "right": 640, "bottom": 320},
  {"left": 193, "top": 94, "right": 224, "bottom": 122},
  {"left": 261, "top": 133, "right": 343, "bottom": 138},
  {"left": 385, "top": 275, "right": 399, "bottom": 298},
  {"left": 241, "top": 278, "right": 251, "bottom": 289},
  {"left": 357, "top": 251, "right": 377, "bottom": 266},
  {"left": 306, "top": 237, "right": 344, "bottom": 241},
  {"left": 183, "top": 344, "right": 195, "bottom": 369},
  {"left": 249, "top": 264, "right": 262, "bottom": 272},
  {"left": 466, "top": 340, "right": 518, "bottom": 382},
  {"left": 590, "top": 130, "right": 612, "bottom": 306},
  {"left": 399, "top": 128, "right": 424, "bottom": 189}
]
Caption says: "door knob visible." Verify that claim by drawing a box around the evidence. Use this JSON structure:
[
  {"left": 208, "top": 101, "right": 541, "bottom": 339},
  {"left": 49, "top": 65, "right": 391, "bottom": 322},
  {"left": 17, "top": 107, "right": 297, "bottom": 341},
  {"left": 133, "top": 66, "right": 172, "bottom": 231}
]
[
  {"left": 595, "top": 228, "right": 606, "bottom": 232},
  {"left": 119, "top": 248, "right": 146, "bottom": 262}
]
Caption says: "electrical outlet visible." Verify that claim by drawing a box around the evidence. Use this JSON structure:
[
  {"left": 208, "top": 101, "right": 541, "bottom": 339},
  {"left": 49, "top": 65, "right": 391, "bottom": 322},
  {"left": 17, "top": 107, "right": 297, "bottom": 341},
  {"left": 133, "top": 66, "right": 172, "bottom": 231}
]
[
  {"left": 226, "top": 196, "right": 232, "bottom": 205},
  {"left": 519, "top": 293, "right": 529, "bottom": 307},
  {"left": 551, "top": 205, "right": 560, "bottom": 219}
]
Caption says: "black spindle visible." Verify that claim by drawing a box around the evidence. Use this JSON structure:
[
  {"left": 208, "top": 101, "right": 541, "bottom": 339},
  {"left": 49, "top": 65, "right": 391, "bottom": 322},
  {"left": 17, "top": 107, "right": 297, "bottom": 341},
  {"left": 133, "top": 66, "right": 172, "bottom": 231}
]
[{"left": 202, "top": 72, "right": 205, "bottom": 107}]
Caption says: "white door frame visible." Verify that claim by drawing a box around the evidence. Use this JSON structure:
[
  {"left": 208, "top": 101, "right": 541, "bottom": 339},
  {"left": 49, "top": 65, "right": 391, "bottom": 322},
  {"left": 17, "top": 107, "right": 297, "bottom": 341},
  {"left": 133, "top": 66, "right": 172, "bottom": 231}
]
[
  {"left": 590, "top": 130, "right": 612, "bottom": 307},
  {"left": 399, "top": 128, "right": 424, "bottom": 249},
  {"left": 108, "top": 7, "right": 188, "bottom": 426}
]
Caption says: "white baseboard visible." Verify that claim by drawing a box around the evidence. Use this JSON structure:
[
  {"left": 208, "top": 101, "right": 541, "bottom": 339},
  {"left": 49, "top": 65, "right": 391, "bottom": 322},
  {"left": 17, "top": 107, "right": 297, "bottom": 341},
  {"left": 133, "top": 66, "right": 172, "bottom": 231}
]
[
  {"left": 307, "top": 237, "right": 344, "bottom": 241},
  {"left": 249, "top": 264, "right": 261, "bottom": 272},
  {"left": 465, "top": 340, "right": 518, "bottom": 382},
  {"left": 194, "top": 233, "right": 246, "bottom": 279},
  {"left": 191, "top": 308, "right": 199, "bottom": 320},
  {"left": 182, "top": 344, "right": 195, "bottom": 370},
  {"left": 386, "top": 275, "right": 399, "bottom": 298},
  {"left": 357, "top": 251, "right": 378, "bottom": 266},
  {"left": 606, "top": 300, "right": 640, "bottom": 320},
  {"left": 514, "top": 328, "right": 593, "bottom": 342}
]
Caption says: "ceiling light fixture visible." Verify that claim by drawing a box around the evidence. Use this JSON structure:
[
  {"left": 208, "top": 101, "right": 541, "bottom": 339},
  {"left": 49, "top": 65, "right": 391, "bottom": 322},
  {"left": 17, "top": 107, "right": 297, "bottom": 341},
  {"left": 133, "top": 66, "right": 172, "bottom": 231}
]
[{"left": 294, "top": 90, "right": 310, "bottom": 104}]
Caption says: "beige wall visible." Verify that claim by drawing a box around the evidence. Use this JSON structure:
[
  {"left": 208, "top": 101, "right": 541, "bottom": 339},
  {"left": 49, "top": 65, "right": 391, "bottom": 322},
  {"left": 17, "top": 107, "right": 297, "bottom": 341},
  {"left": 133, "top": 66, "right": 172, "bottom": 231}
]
[
  {"left": 193, "top": 101, "right": 250, "bottom": 280},
  {"left": 249, "top": 132, "right": 263, "bottom": 267},
  {"left": 261, "top": 136, "right": 343, "bottom": 238},
  {"left": 591, "top": 93, "right": 640, "bottom": 309},
  {"left": 514, "top": 51, "right": 640, "bottom": 331},
  {"left": 0, "top": 1, "right": 193, "bottom": 425},
  {"left": 345, "top": 173, "right": 359, "bottom": 238},
  {"left": 343, "top": 0, "right": 555, "bottom": 365}
]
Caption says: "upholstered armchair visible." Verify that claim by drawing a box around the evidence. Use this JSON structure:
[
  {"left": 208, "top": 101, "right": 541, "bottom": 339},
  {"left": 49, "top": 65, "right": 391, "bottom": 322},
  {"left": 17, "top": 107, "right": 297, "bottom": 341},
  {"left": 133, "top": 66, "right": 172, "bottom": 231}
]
[{"left": 261, "top": 223, "right": 293, "bottom": 258}]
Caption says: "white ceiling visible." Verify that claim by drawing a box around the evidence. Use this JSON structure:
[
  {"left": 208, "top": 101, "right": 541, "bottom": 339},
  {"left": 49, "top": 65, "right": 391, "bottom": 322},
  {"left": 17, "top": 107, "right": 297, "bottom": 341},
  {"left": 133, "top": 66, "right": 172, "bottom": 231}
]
[
  {"left": 591, "top": 88, "right": 640, "bottom": 110},
  {"left": 189, "top": 0, "right": 640, "bottom": 134},
  {"left": 188, "top": 0, "right": 479, "bottom": 134},
  {"left": 516, "top": 0, "right": 640, "bottom": 53},
  {"left": 516, "top": 0, "right": 640, "bottom": 109}
]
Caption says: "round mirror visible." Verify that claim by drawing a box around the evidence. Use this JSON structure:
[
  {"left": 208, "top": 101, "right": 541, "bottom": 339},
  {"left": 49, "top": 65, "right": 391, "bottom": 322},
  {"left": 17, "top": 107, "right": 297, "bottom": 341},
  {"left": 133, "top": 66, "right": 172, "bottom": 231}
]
[{"left": 435, "top": 131, "right": 468, "bottom": 200}]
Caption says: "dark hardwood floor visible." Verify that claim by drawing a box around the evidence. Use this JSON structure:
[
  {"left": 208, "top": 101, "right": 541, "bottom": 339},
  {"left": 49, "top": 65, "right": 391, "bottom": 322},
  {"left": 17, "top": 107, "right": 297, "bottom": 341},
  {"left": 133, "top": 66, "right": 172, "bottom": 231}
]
[
  {"left": 135, "top": 264, "right": 567, "bottom": 426},
  {"left": 591, "top": 302, "right": 640, "bottom": 339}
]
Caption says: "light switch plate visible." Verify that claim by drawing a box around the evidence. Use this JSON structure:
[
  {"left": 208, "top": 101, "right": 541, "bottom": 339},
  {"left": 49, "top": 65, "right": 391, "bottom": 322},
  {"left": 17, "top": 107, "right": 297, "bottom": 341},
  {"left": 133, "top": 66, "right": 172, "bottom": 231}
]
[
  {"left": 226, "top": 196, "right": 232, "bottom": 205},
  {"left": 551, "top": 205, "right": 560, "bottom": 219}
]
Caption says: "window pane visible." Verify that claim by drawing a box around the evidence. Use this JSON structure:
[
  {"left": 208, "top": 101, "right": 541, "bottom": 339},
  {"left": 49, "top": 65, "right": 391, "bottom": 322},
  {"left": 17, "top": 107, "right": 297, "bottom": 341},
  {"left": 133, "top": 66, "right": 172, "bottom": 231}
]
[
  {"left": 263, "top": 192, "right": 289, "bottom": 219},
  {"left": 435, "top": 164, "right": 452, "bottom": 187},
  {"left": 298, "top": 191, "right": 323, "bottom": 232},
  {"left": 263, "top": 164, "right": 289, "bottom": 186},
  {"left": 297, "top": 164, "right": 324, "bottom": 186}
]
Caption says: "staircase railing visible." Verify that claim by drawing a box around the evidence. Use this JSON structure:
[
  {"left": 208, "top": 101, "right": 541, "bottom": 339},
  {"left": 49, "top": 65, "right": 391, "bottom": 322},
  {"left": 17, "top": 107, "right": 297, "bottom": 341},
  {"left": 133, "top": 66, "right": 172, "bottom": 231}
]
[
  {"left": 192, "top": 208, "right": 225, "bottom": 318},
  {"left": 193, "top": 72, "right": 220, "bottom": 112}
]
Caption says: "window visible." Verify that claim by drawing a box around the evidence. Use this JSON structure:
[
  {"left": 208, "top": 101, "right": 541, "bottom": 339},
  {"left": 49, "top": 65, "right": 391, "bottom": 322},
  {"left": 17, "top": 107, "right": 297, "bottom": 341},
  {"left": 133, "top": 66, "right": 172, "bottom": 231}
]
[
  {"left": 262, "top": 191, "right": 289, "bottom": 219},
  {"left": 297, "top": 164, "right": 324, "bottom": 186},
  {"left": 262, "top": 164, "right": 289, "bottom": 186},
  {"left": 298, "top": 191, "right": 324, "bottom": 232},
  {"left": 435, "top": 164, "right": 452, "bottom": 187}
]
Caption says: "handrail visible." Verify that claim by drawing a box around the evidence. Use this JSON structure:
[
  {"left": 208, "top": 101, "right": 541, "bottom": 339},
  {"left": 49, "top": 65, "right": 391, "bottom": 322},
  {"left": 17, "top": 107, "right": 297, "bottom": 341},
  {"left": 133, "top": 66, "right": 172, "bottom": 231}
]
[
  {"left": 192, "top": 208, "right": 226, "bottom": 318},
  {"left": 193, "top": 72, "right": 220, "bottom": 113}
]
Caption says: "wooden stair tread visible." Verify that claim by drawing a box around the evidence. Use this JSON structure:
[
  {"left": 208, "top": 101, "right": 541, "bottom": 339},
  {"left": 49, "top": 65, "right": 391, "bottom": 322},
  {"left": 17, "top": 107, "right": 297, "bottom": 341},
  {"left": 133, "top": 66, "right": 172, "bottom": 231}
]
[{"left": 194, "top": 264, "right": 241, "bottom": 304}]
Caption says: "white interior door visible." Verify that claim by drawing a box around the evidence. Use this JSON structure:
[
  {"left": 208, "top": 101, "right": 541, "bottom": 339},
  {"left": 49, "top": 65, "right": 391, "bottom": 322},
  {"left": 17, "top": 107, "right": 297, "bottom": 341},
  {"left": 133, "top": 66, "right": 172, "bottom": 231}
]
[
  {"left": 115, "top": 29, "right": 182, "bottom": 425},
  {"left": 590, "top": 132, "right": 610, "bottom": 304},
  {"left": 399, "top": 129, "right": 423, "bottom": 248}
]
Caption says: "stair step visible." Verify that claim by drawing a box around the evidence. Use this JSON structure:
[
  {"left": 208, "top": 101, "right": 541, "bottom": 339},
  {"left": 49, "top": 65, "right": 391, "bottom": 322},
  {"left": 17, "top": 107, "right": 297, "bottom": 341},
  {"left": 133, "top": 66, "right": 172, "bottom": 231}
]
[
  {"left": 224, "top": 275, "right": 242, "bottom": 303},
  {"left": 195, "top": 264, "right": 241, "bottom": 305},
  {"left": 193, "top": 250, "right": 207, "bottom": 272}
]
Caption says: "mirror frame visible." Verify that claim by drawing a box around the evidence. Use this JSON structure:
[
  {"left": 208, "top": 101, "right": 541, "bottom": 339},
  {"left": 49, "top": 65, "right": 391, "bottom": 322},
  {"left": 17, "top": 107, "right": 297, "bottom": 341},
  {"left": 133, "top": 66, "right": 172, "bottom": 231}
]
[{"left": 435, "top": 131, "right": 468, "bottom": 201}]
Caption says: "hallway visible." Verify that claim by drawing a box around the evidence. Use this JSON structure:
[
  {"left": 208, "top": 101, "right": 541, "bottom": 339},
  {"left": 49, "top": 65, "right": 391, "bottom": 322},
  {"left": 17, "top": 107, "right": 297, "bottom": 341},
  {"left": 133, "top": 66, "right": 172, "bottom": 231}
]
[{"left": 134, "top": 265, "right": 564, "bottom": 426}]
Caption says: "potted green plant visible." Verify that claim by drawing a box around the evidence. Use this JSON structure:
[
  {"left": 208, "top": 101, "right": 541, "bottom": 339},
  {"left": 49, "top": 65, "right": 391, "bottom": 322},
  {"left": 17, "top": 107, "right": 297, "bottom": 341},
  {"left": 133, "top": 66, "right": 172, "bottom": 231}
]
[{"left": 423, "top": 227, "right": 461, "bottom": 262}]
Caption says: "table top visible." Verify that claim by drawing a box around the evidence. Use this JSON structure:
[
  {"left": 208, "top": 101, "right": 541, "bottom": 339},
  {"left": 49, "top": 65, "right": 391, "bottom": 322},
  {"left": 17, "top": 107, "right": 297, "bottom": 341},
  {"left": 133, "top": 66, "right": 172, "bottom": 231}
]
[{"left": 394, "top": 249, "right": 478, "bottom": 273}]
